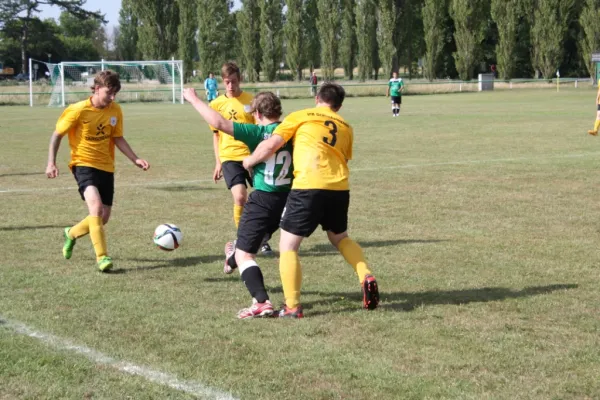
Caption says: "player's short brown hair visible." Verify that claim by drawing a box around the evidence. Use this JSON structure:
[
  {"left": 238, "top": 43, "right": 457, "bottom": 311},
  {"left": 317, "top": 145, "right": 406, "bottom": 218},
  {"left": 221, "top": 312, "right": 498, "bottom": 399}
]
[
  {"left": 317, "top": 83, "right": 345, "bottom": 111},
  {"left": 221, "top": 61, "right": 241, "bottom": 79},
  {"left": 91, "top": 70, "right": 121, "bottom": 93},
  {"left": 250, "top": 92, "right": 282, "bottom": 119}
]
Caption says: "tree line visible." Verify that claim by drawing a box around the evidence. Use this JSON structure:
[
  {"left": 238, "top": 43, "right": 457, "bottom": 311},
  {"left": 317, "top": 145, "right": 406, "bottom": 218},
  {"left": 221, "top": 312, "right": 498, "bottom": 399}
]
[{"left": 1, "top": 0, "right": 600, "bottom": 82}]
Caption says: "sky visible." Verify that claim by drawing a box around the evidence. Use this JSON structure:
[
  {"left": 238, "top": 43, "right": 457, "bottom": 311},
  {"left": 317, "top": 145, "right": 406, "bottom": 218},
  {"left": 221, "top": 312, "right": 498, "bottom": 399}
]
[{"left": 38, "top": 0, "right": 242, "bottom": 29}]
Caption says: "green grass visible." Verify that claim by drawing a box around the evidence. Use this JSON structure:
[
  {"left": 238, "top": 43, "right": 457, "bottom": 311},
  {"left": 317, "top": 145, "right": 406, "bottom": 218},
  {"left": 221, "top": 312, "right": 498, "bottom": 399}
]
[{"left": 2, "top": 89, "right": 600, "bottom": 399}]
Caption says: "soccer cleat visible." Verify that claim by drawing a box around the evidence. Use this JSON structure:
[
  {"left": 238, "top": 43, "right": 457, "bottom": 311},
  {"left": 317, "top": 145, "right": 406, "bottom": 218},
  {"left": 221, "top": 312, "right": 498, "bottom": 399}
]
[
  {"left": 62, "top": 227, "right": 76, "bottom": 259},
  {"left": 362, "top": 274, "right": 380, "bottom": 310},
  {"left": 223, "top": 240, "right": 236, "bottom": 274},
  {"left": 260, "top": 242, "right": 274, "bottom": 256},
  {"left": 588, "top": 130, "right": 598, "bottom": 136},
  {"left": 237, "top": 299, "right": 274, "bottom": 319},
  {"left": 278, "top": 304, "right": 304, "bottom": 319},
  {"left": 97, "top": 256, "right": 113, "bottom": 272}
]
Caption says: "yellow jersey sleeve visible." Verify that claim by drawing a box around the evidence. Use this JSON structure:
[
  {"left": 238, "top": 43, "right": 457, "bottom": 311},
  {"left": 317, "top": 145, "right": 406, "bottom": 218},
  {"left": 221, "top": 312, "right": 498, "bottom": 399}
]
[{"left": 55, "top": 104, "right": 82, "bottom": 136}]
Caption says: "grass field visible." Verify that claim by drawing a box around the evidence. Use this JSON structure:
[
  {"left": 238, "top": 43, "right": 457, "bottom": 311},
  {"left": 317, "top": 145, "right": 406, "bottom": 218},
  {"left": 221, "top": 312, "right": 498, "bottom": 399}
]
[{"left": 2, "top": 89, "right": 600, "bottom": 399}]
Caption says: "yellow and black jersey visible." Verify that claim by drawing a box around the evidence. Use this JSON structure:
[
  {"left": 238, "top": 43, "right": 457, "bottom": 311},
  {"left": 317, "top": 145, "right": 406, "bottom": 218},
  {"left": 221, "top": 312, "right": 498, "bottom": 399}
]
[
  {"left": 55, "top": 97, "right": 123, "bottom": 173},
  {"left": 209, "top": 91, "right": 254, "bottom": 162},
  {"left": 273, "top": 106, "right": 352, "bottom": 190}
]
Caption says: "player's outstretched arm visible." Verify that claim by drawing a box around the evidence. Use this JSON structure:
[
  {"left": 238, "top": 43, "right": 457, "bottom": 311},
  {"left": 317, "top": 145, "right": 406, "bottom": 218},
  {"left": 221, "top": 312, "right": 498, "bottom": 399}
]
[
  {"left": 183, "top": 88, "right": 234, "bottom": 135},
  {"left": 242, "top": 135, "right": 285, "bottom": 170},
  {"left": 114, "top": 137, "right": 149, "bottom": 170},
  {"left": 46, "top": 132, "right": 63, "bottom": 178}
]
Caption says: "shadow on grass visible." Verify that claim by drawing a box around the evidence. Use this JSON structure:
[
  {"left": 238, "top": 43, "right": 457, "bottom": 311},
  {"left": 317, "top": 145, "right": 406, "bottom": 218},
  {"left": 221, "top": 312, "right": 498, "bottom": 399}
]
[
  {"left": 0, "top": 172, "right": 42, "bottom": 178},
  {"left": 269, "top": 283, "right": 578, "bottom": 315},
  {"left": 108, "top": 255, "right": 223, "bottom": 273},
  {"left": 148, "top": 185, "right": 217, "bottom": 192},
  {"left": 303, "top": 239, "right": 446, "bottom": 255},
  {"left": 0, "top": 224, "right": 68, "bottom": 232}
]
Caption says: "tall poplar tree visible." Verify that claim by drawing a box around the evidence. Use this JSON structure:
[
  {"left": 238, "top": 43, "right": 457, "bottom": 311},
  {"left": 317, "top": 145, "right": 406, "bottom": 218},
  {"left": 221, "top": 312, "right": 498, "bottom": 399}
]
[
  {"left": 316, "top": 0, "right": 340, "bottom": 80},
  {"left": 377, "top": 0, "right": 396, "bottom": 79},
  {"left": 284, "top": 0, "right": 304, "bottom": 81},
  {"left": 449, "top": 0, "right": 487, "bottom": 80},
  {"left": 259, "top": 0, "right": 283, "bottom": 82},
  {"left": 339, "top": 0, "right": 357, "bottom": 79},
  {"left": 303, "top": 0, "right": 320, "bottom": 72},
  {"left": 116, "top": 0, "right": 140, "bottom": 61},
  {"left": 197, "top": 0, "right": 229, "bottom": 77},
  {"left": 131, "top": 0, "right": 179, "bottom": 60},
  {"left": 579, "top": 0, "right": 600, "bottom": 78},
  {"left": 238, "top": 0, "right": 261, "bottom": 81},
  {"left": 491, "top": 0, "right": 520, "bottom": 79},
  {"left": 177, "top": 0, "right": 197, "bottom": 81},
  {"left": 355, "top": 0, "right": 377, "bottom": 81},
  {"left": 529, "top": 0, "right": 575, "bottom": 79}
]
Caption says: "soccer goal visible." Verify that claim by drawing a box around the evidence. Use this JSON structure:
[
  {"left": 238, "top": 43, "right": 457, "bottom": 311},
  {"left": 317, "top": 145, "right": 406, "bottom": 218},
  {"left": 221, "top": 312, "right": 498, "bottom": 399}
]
[{"left": 28, "top": 58, "right": 184, "bottom": 107}]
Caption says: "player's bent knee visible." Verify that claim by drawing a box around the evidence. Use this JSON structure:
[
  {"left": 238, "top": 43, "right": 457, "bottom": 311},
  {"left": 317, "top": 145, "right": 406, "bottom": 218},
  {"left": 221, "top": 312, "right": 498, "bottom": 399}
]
[{"left": 327, "top": 231, "right": 348, "bottom": 248}]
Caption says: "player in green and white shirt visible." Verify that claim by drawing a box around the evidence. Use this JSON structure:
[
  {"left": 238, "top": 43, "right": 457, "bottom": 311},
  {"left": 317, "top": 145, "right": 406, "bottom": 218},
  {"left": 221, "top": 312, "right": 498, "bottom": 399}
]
[
  {"left": 183, "top": 88, "right": 292, "bottom": 319},
  {"left": 386, "top": 71, "right": 404, "bottom": 117}
]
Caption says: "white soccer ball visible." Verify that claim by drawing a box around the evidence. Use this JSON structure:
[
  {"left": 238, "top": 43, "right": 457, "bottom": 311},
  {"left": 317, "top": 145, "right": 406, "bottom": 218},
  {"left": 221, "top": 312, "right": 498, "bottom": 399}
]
[{"left": 153, "top": 224, "right": 182, "bottom": 251}]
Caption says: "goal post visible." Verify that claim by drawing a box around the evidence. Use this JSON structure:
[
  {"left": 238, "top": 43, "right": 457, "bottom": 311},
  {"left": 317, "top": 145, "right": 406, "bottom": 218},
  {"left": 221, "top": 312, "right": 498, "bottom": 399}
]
[{"left": 29, "top": 58, "right": 184, "bottom": 107}]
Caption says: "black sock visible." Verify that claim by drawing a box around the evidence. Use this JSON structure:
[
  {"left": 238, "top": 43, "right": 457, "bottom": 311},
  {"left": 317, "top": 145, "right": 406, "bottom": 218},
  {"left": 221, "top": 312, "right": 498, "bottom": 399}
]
[
  {"left": 227, "top": 251, "right": 238, "bottom": 270},
  {"left": 241, "top": 265, "right": 268, "bottom": 303}
]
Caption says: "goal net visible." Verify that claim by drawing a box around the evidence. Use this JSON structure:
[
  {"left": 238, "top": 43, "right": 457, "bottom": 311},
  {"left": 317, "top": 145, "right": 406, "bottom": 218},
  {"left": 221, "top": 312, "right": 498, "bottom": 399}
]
[{"left": 29, "top": 59, "right": 184, "bottom": 107}]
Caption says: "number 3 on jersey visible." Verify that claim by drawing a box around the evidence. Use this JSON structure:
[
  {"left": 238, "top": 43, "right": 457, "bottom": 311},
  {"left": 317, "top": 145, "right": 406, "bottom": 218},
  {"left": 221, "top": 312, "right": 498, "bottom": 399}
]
[
  {"left": 264, "top": 150, "right": 292, "bottom": 186},
  {"left": 323, "top": 120, "right": 337, "bottom": 147}
]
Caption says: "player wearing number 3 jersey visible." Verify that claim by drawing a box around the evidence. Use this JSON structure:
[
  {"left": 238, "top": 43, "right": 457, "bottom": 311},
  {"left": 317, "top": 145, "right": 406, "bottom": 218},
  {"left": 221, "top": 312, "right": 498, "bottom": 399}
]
[
  {"left": 243, "top": 83, "right": 380, "bottom": 318},
  {"left": 183, "top": 88, "right": 292, "bottom": 318}
]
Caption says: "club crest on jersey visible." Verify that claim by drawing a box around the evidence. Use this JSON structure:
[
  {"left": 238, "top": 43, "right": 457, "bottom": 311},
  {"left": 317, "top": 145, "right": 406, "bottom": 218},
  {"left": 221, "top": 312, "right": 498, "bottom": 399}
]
[
  {"left": 243, "top": 105, "right": 252, "bottom": 113},
  {"left": 110, "top": 116, "right": 117, "bottom": 126}
]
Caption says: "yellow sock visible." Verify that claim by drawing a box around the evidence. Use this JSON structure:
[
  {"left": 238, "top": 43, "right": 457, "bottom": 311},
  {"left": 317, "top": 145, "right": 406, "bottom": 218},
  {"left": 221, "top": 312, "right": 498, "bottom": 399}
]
[
  {"left": 280, "top": 250, "right": 302, "bottom": 309},
  {"left": 69, "top": 216, "right": 90, "bottom": 239},
  {"left": 594, "top": 119, "right": 600, "bottom": 132},
  {"left": 88, "top": 216, "right": 107, "bottom": 261},
  {"left": 338, "top": 237, "right": 372, "bottom": 283},
  {"left": 233, "top": 204, "right": 244, "bottom": 228}
]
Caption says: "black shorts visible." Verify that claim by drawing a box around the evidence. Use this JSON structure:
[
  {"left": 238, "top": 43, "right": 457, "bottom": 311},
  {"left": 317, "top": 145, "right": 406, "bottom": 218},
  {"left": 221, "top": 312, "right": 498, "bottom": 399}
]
[
  {"left": 391, "top": 96, "right": 402, "bottom": 104},
  {"left": 222, "top": 160, "right": 252, "bottom": 190},
  {"left": 72, "top": 166, "right": 114, "bottom": 206},
  {"left": 236, "top": 190, "right": 288, "bottom": 254},
  {"left": 280, "top": 189, "right": 349, "bottom": 237},
  {"left": 597, "top": 104, "right": 600, "bottom": 111}
]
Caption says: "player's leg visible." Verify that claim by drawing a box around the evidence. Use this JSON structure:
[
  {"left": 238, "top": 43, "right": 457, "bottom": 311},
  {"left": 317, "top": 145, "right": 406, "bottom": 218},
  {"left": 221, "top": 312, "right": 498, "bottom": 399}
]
[
  {"left": 221, "top": 161, "right": 249, "bottom": 228},
  {"left": 323, "top": 190, "right": 379, "bottom": 310},
  {"left": 277, "top": 190, "right": 322, "bottom": 318},
  {"left": 396, "top": 96, "right": 402, "bottom": 115},
  {"left": 589, "top": 106, "right": 600, "bottom": 135},
  {"left": 390, "top": 98, "right": 395, "bottom": 117}
]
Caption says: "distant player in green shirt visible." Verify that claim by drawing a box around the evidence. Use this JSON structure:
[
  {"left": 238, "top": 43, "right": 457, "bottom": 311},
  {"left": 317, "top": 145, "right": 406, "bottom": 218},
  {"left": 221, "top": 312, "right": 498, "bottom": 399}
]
[
  {"left": 183, "top": 88, "right": 293, "bottom": 319},
  {"left": 386, "top": 71, "right": 404, "bottom": 117}
]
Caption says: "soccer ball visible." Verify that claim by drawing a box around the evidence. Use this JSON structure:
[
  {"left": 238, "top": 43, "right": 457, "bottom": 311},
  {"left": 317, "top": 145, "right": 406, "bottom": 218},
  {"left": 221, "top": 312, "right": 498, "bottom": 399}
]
[{"left": 153, "top": 224, "right": 182, "bottom": 251}]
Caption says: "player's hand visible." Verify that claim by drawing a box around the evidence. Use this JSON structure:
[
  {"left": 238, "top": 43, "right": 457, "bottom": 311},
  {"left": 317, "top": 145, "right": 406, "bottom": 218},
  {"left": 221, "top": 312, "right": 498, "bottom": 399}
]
[
  {"left": 183, "top": 88, "right": 199, "bottom": 103},
  {"left": 242, "top": 157, "right": 254, "bottom": 171},
  {"left": 46, "top": 163, "right": 59, "bottom": 178},
  {"left": 135, "top": 158, "right": 150, "bottom": 170},
  {"left": 213, "top": 164, "right": 222, "bottom": 183}
]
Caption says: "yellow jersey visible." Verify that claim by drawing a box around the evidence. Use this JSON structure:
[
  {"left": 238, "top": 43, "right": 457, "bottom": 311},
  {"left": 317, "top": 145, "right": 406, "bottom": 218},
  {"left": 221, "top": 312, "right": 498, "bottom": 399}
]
[
  {"left": 273, "top": 106, "right": 352, "bottom": 190},
  {"left": 55, "top": 97, "right": 123, "bottom": 173},
  {"left": 209, "top": 91, "right": 255, "bottom": 162}
]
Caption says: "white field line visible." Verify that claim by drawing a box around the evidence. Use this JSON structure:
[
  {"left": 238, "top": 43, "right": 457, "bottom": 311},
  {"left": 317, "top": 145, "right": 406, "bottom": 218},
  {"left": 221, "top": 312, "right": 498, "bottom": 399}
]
[
  {"left": 0, "top": 316, "right": 238, "bottom": 400},
  {"left": 1, "top": 152, "right": 599, "bottom": 194}
]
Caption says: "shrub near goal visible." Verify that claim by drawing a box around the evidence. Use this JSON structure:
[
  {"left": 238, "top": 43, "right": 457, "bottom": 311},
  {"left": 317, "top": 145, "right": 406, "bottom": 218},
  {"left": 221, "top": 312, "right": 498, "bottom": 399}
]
[{"left": 28, "top": 58, "right": 184, "bottom": 107}]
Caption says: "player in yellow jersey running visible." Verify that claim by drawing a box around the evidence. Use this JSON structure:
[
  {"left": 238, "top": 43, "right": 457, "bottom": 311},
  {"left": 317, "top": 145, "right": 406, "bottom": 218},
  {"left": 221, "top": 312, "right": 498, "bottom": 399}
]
[
  {"left": 45, "top": 70, "right": 150, "bottom": 272},
  {"left": 243, "top": 83, "right": 380, "bottom": 318},
  {"left": 588, "top": 80, "right": 600, "bottom": 136},
  {"left": 209, "top": 61, "right": 273, "bottom": 255}
]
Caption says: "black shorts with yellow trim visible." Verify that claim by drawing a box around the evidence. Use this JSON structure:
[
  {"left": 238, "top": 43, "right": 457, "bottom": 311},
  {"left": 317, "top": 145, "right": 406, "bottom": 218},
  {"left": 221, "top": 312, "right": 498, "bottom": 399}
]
[
  {"left": 72, "top": 166, "right": 114, "bottom": 206},
  {"left": 236, "top": 190, "right": 288, "bottom": 254},
  {"left": 222, "top": 160, "right": 253, "bottom": 190},
  {"left": 280, "top": 189, "right": 350, "bottom": 238}
]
